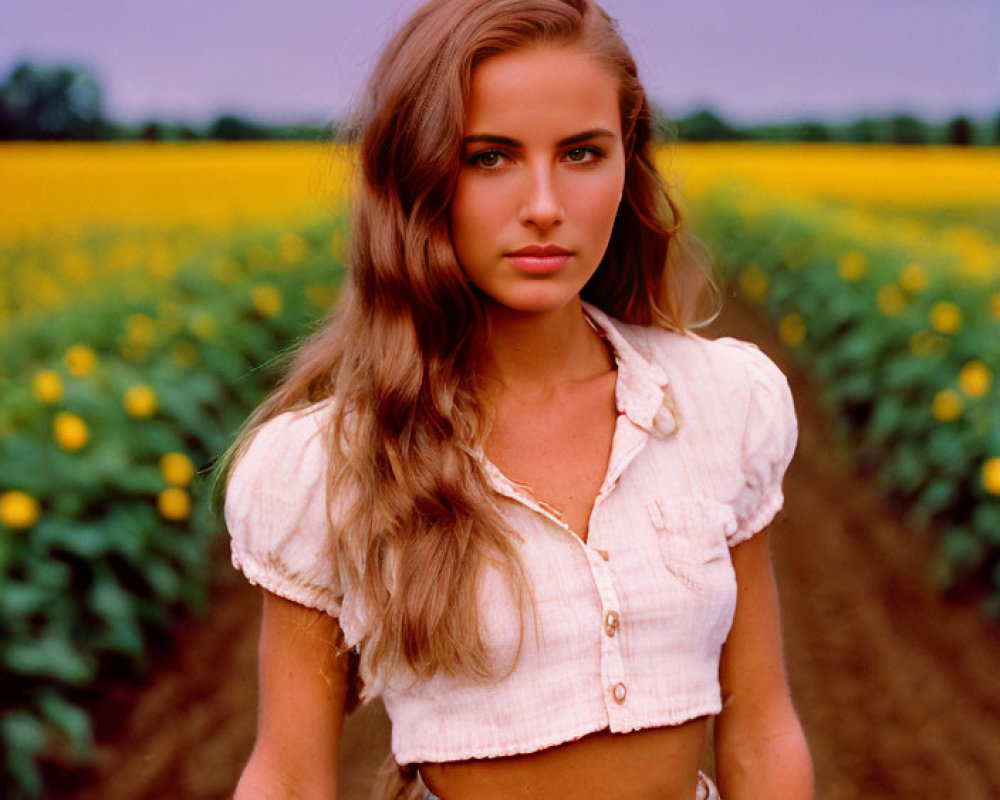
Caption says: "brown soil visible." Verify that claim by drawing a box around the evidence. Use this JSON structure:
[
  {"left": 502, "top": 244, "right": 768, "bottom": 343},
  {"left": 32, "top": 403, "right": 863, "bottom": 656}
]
[{"left": 48, "top": 295, "right": 1000, "bottom": 800}]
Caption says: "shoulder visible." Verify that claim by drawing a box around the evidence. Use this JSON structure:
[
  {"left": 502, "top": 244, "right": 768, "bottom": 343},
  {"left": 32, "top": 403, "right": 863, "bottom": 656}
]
[
  {"left": 230, "top": 398, "right": 335, "bottom": 493},
  {"left": 607, "top": 314, "right": 787, "bottom": 398},
  {"left": 223, "top": 399, "right": 337, "bottom": 530},
  {"left": 223, "top": 397, "right": 343, "bottom": 616}
]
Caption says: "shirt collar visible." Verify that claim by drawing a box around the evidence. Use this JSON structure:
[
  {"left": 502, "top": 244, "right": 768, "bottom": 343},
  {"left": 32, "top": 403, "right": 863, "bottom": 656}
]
[{"left": 581, "top": 301, "right": 677, "bottom": 437}]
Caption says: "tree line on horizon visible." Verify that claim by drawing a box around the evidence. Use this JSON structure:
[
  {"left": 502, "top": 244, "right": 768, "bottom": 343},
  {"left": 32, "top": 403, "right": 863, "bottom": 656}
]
[{"left": 2, "top": 60, "right": 998, "bottom": 146}]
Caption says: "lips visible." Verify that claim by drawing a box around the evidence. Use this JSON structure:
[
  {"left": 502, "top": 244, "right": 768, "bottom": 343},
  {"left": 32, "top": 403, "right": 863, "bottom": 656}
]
[
  {"left": 505, "top": 245, "right": 572, "bottom": 275},
  {"left": 507, "top": 244, "right": 572, "bottom": 256}
]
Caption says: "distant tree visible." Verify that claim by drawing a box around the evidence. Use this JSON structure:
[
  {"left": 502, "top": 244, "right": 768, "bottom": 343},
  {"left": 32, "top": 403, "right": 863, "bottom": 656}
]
[
  {"left": 676, "top": 108, "right": 742, "bottom": 142},
  {"left": 0, "top": 61, "right": 107, "bottom": 139},
  {"left": 795, "top": 120, "right": 832, "bottom": 142},
  {"left": 209, "top": 113, "right": 270, "bottom": 140},
  {"left": 993, "top": 111, "right": 1000, "bottom": 146},
  {"left": 888, "top": 113, "right": 927, "bottom": 145},
  {"left": 141, "top": 121, "right": 163, "bottom": 141},
  {"left": 946, "top": 115, "right": 973, "bottom": 146},
  {"left": 846, "top": 116, "right": 882, "bottom": 143}
]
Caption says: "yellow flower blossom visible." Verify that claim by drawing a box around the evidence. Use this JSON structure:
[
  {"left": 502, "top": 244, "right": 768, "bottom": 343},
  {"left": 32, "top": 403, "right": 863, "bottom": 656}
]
[
  {"left": 899, "top": 263, "right": 929, "bottom": 293},
  {"left": 126, "top": 313, "right": 157, "bottom": 346},
  {"left": 738, "top": 264, "right": 768, "bottom": 302},
  {"left": 876, "top": 284, "right": 906, "bottom": 316},
  {"left": 59, "top": 250, "right": 92, "bottom": 284},
  {"left": 64, "top": 344, "right": 97, "bottom": 377},
  {"left": 929, "top": 301, "right": 962, "bottom": 334},
  {"left": 53, "top": 411, "right": 89, "bottom": 450},
  {"left": 983, "top": 458, "right": 1000, "bottom": 495},
  {"left": 252, "top": 283, "right": 283, "bottom": 317},
  {"left": 778, "top": 313, "right": 806, "bottom": 347},
  {"left": 160, "top": 452, "right": 196, "bottom": 486},
  {"left": 837, "top": 250, "right": 868, "bottom": 282},
  {"left": 957, "top": 360, "right": 992, "bottom": 398},
  {"left": 32, "top": 370, "right": 64, "bottom": 404},
  {"left": 157, "top": 486, "right": 191, "bottom": 521},
  {"left": 931, "top": 389, "right": 962, "bottom": 422},
  {"left": 123, "top": 384, "right": 158, "bottom": 418},
  {"left": 189, "top": 312, "right": 217, "bottom": 340},
  {"left": 0, "top": 490, "right": 41, "bottom": 529}
]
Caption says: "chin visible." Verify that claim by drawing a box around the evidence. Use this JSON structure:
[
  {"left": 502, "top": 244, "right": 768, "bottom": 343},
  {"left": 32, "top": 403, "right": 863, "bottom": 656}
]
[{"left": 482, "top": 284, "right": 583, "bottom": 316}]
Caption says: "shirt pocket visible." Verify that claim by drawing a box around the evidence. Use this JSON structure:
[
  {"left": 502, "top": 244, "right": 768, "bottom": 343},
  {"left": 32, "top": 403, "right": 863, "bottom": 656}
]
[{"left": 645, "top": 496, "right": 737, "bottom": 591}]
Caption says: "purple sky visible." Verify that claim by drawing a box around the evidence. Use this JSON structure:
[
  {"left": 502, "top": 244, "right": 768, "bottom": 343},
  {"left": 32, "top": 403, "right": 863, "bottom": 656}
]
[{"left": 2, "top": 0, "right": 998, "bottom": 124}]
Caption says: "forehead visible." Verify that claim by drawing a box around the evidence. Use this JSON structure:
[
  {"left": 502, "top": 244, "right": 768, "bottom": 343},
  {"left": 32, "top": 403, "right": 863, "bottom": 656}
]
[{"left": 464, "top": 45, "right": 621, "bottom": 137}]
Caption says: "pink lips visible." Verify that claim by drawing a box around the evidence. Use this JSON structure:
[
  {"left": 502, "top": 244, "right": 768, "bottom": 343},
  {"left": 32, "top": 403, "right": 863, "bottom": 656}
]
[{"left": 505, "top": 245, "right": 572, "bottom": 275}]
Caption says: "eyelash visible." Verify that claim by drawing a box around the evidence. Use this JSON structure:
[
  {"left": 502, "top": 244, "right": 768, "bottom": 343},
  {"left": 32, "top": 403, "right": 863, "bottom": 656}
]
[{"left": 467, "top": 146, "right": 606, "bottom": 170}]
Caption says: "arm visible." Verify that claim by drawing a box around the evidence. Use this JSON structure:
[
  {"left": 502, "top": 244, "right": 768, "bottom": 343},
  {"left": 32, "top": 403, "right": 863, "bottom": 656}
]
[
  {"left": 234, "top": 590, "right": 350, "bottom": 800},
  {"left": 714, "top": 529, "right": 814, "bottom": 800}
]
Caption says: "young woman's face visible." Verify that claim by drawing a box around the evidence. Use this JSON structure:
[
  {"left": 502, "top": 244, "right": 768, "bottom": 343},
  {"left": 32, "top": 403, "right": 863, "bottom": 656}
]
[{"left": 449, "top": 44, "right": 627, "bottom": 316}]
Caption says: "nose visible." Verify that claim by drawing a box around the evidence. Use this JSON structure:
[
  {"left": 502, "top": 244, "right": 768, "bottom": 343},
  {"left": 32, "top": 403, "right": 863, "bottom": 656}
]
[{"left": 519, "top": 163, "right": 564, "bottom": 229}]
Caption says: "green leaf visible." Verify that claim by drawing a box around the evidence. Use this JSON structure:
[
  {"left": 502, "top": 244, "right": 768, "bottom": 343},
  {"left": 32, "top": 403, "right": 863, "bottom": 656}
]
[
  {"left": 1, "top": 711, "right": 47, "bottom": 797},
  {"left": 0, "top": 582, "right": 54, "bottom": 620},
  {"left": 972, "top": 503, "right": 1000, "bottom": 545},
  {"left": 0, "top": 635, "right": 95, "bottom": 684},
  {"left": 37, "top": 691, "right": 93, "bottom": 760},
  {"left": 89, "top": 565, "right": 136, "bottom": 624},
  {"left": 942, "top": 526, "right": 984, "bottom": 568}
]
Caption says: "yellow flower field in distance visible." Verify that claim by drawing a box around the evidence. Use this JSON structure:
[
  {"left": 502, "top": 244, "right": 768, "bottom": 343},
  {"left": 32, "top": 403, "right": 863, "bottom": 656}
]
[
  {"left": 661, "top": 142, "right": 1000, "bottom": 211},
  {"left": 0, "top": 142, "right": 353, "bottom": 242}
]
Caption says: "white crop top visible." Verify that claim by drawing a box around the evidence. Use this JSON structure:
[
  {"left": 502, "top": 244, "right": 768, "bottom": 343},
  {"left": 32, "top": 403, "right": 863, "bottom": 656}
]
[{"left": 224, "top": 302, "right": 799, "bottom": 765}]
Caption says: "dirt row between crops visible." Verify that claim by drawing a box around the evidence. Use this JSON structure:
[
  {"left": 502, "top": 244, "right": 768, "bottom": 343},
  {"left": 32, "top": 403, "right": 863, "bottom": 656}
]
[{"left": 49, "top": 294, "right": 1000, "bottom": 800}]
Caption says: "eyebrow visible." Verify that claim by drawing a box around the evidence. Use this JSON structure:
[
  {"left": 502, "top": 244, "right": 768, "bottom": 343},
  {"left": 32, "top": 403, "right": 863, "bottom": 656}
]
[{"left": 461, "top": 128, "right": 617, "bottom": 148}]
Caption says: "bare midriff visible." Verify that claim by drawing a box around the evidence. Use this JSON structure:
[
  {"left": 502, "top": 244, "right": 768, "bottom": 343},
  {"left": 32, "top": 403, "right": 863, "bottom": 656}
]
[{"left": 417, "top": 717, "right": 710, "bottom": 800}]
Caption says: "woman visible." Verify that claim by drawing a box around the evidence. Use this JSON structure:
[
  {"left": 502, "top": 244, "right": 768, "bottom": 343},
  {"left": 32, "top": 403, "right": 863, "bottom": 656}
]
[{"left": 217, "top": 1, "right": 814, "bottom": 798}]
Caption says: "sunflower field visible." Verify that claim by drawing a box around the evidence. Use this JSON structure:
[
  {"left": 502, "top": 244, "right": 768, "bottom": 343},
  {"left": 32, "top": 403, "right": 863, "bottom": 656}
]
[{"left": 674, "top": 144, "right": 1000, "bottom": 606}]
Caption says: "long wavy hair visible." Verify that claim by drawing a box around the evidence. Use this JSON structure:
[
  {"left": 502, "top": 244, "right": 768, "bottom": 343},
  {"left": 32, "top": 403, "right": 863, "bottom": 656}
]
[{"left": 215, "top": 0, "right": 719, "bottom": 789}]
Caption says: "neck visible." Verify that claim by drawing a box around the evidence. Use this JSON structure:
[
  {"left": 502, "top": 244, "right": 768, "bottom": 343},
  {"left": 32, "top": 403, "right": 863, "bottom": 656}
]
[{"left": 480, "top": 297, "right": 614, "bottom": 400}]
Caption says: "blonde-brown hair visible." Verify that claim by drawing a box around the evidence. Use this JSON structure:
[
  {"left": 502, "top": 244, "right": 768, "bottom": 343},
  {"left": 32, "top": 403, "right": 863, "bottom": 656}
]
[{"left": 215, "top": 0, "right": 719, "bottom": 781}]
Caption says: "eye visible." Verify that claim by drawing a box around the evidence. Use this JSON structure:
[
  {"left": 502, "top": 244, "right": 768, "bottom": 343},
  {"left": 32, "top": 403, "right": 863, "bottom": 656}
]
[
  {"left": 565, "top": 146, "right": 604, "bottom": 164},
  {"left": 468, "top": 150, "right": 508, "bottom": 169}
]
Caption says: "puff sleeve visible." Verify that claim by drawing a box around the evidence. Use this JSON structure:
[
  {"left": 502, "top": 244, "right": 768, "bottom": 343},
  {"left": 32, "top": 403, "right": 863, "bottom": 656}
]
[
  {"left": 223, "top": 401, "right": 343, "bottom": 617},
  {"left": 723, "top": 340, "right": 799, "bottom": 547}
]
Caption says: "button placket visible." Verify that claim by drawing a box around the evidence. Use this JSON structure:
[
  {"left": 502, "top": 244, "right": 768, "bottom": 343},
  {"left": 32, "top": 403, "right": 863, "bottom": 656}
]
[{"left": 589, "top": 550, "right": 630, "bottom": 728}]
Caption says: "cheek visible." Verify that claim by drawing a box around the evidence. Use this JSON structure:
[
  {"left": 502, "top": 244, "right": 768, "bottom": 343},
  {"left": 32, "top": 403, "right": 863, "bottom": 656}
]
[
  {"left": 575, "top": 171, "right": 626, "bottom": 229},
  {"left": 450, "top": 181, "right": 497, "bottom": 255}
]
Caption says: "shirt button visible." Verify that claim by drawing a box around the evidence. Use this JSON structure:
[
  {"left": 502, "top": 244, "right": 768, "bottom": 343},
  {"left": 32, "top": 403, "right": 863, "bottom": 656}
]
[
  {"left": 611, "top": 682, "right": 627, "bottom": 704},
  {"left": 604, "top": 610, "right": 619, "bottom": 637}
]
